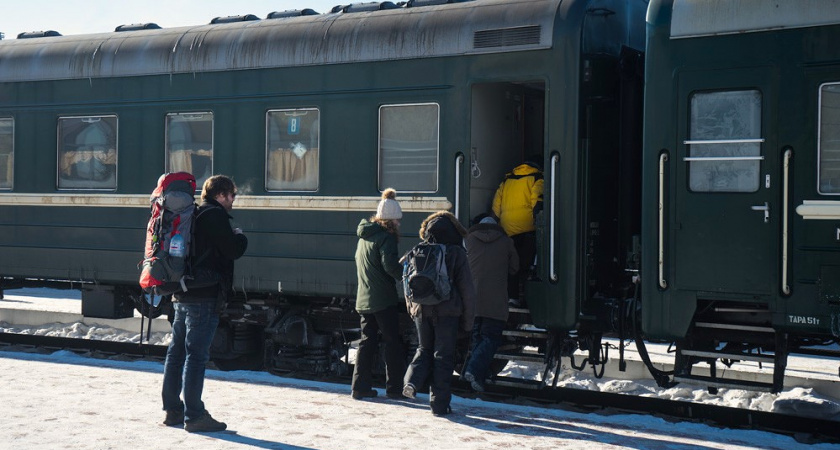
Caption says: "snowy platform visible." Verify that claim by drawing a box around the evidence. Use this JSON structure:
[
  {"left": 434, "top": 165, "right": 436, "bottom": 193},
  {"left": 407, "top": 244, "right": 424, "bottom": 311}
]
[
  {"left": 0, "top": 288, "right": 171, "bottom": 335},
  {"left": 0, "top": 349, "right": 836, "bottom": 450}
]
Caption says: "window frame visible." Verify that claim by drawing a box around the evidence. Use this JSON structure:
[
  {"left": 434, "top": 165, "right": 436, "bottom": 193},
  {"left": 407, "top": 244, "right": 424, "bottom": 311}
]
[
  {"left": 265, "top": 107, "right": 321, "bottom": 193},
  {"left": 0, "top": 116, "right": 13, "bottom": 190},
  {"left": 685, "top": 89, "right": 764, "bottom": 193},
  {"left": 165, "top": 111, "right": 215, "bottom": 187},
  {"left": 56, "top": 114, "right": 119, "bottom": 191},
  {"left": 378, "top": 102, "right": 440, "bottom": 193},
  {"left": 818, "top": 82, "right": 840, "bottom": 195}
]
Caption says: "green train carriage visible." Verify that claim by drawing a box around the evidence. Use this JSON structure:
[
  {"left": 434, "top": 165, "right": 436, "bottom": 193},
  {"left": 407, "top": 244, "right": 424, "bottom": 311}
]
[
  {"left": 0, "top": 0, "right": 650, "bottom": 378},
  {"left": 643, "top": 0, "right": 840, "bottom": 391}
]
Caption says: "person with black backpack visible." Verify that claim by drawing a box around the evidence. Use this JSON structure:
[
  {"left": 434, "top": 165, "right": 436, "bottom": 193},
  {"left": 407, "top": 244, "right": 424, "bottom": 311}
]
[
  {"left": 402, "top": 211, "right": 475, "bottom": 416},
  {"left": 161, "top": 175, "right": 247, "bottom": 433},
  {"left": 351, "top": 188, "right": 407, "bottom": 400}
]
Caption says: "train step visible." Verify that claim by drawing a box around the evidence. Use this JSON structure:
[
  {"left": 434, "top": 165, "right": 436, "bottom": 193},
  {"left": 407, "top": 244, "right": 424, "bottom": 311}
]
[
  {"left": 679, "top": 349, "right": 774, "bottom": 364},
  {"left": 673, "top": 374, "right": 776, "bottom": 392},
  {"left": 502, "top": 329, "right": 549, "bottom": 339},
  {"left": 494, "top": 350, "right": 546, "bottom": 364},
  {"left": 487, "top": 376, "right": 545, "bottom": 390},
  {"left": 693, "top": 322, "right": 775, "bottom": 333}
]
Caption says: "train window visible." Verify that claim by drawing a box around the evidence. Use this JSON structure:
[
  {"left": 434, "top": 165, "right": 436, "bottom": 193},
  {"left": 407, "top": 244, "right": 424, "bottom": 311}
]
[
  {"left": 687, "top": 90, "right": 762, "bottom": 193},
  {"left": 379, "top": 103, "right": 439, "bottom": 192},
  {"left": 266, "top": 108, "right": 320, "bottom": 191},
  {"left": 57, "top": 115, "right": 118, "bottom": 190},
  {"left": 0, "top": 118, "right": 12, "bottom": 190},
  {"left": 166, "top": 112, "right": 214, "bottom": 187},
  {"left": 819, "top": 83, "right": 840, "bottom": 194}
]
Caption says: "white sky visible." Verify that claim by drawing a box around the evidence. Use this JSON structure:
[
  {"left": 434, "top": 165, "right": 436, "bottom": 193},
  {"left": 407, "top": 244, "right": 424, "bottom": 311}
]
[{"left": 0, "top": 0, "right": 343, "bottom": 39}]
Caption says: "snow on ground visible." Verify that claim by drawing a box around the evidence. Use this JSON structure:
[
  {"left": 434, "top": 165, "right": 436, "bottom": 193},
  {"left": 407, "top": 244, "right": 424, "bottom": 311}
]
[
  {"left": 0, "top": 348, "right": 836, "bottom": 450},
  {"left": 1, "top": 287, "right": 839, "bottom": 443}
]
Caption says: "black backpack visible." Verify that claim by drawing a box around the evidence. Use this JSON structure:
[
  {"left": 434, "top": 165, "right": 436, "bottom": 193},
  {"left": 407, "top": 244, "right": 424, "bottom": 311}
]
[{"left": 402, "top": 242, "right": 452, "bottom": 305}]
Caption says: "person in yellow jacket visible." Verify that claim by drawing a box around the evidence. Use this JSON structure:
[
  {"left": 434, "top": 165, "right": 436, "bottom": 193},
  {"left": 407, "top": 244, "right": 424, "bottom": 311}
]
[{"left": 491, "top": 155, "right": 544, "bottom": 307}]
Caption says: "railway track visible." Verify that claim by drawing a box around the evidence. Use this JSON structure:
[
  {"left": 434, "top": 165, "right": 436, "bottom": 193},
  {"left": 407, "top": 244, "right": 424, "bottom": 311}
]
[{"left": 0, "top": 331, "right": 836, "bottom": 443}]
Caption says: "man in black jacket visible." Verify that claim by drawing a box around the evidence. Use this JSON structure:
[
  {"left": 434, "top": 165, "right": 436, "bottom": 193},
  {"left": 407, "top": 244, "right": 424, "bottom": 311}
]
[{"left": 161, "top": 175, "right": 248, "bottom": 433}]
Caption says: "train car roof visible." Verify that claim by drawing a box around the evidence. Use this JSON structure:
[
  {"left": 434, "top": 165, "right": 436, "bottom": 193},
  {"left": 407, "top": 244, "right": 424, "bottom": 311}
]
[
  {"left": 0, "top": 0, "right": 561, "bottom": 83},
  {"left": 668, "top": 0, "right": 840, "bottom": 39}
]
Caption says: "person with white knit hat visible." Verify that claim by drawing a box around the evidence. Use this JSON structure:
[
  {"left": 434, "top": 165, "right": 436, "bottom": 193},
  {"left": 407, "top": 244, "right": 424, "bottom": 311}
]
[
  {"left": 351, "top": 188, "right": 407, "bottom": 400},
  {"left": 376, "top": 188, "right": 403, "bottom": 220}
]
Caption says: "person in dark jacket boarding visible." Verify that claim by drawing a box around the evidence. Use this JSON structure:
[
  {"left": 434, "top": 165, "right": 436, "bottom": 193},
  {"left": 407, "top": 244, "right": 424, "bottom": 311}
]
[
  {"left": 162, "top": 175, "right": 247, "bottom": 433},
  {"left": 351, "top": 188, "right": 407, "bottom": 400},
  {"left": 462, "top": 215, "right": 518, "bottom": 392},
  {"left": 402, "top": 211, "right": 476, "bottom": 416}
]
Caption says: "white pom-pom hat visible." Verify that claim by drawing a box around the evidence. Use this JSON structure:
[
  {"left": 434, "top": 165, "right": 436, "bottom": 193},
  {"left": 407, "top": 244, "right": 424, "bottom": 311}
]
[{"left": 376, "top": 188, "right": 403, "bottom": 220}]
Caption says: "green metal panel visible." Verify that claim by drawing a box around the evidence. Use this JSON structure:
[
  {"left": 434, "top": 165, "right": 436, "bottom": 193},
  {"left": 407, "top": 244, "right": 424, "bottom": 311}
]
[{"left": 642, "top": 0, "right": 840, "bottom": 339}]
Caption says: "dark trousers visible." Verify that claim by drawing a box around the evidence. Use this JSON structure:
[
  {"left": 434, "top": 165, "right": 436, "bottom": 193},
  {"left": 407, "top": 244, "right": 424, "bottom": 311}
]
[
  {"left": 161, "top": 301, "right": 219, "bottom": 422},
  {"left": 351, "top": 304, "right": 406, "bottom": 396},
  {"left": 509, "top": 231, "right": 536, "bottom": 299},
  {"left": 464, "top": 317, "right": 506, "bottom": 387},
  {"left": 404, "top": 315, "right": 459, "bottom": 414}
]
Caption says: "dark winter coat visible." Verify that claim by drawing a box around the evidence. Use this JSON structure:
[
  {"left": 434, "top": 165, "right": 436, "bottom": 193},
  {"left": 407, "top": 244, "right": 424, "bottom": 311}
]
[
  {"left": 175, "top": 199, "right": 248, "bottom": 303},
  {"left": 407, "top": 211, "right": 476, "bottom": 332},
  {"left": 355, "top": 218, "right": 402, "bottom": 314},
  {"left": 465, "top": 223, "right": 519, "bottom": 322}
]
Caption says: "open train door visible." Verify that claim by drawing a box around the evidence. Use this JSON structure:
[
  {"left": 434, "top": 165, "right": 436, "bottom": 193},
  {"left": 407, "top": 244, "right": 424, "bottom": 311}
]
[{"left": 669, "top": 69, "right": 779, "bottom": 302}]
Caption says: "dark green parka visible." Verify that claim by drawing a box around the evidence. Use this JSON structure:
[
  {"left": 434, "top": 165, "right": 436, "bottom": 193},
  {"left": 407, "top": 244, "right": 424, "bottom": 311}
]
[{"left": 354, "top": 218, "right": 402, "bottom": 314}]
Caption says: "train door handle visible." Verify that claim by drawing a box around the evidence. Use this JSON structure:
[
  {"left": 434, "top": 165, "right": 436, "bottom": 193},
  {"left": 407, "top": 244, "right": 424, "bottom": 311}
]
[{"left": 751, "top": 202, "right": 770, "bottom": 223}]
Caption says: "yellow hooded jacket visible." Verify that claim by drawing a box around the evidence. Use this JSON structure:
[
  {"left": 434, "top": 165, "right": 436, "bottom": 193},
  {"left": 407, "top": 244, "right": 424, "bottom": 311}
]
[{"left": 492, "top": 163, "right": 544, "bottom": 236}]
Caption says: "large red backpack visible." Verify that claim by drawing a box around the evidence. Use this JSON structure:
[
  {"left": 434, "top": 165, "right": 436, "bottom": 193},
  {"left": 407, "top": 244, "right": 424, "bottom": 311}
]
[{"left": 139, "top": 172, "right": 197, "bottom": 299}]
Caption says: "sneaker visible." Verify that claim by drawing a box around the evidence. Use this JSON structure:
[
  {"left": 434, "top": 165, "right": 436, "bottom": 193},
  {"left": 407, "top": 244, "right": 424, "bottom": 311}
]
[
  {"left": 402, "top": 384, "right": 416, "bottom": 400},
  {"left": 508, "top": 298, "right": 522, "bottom": 308},
  {"left": 463, "top": 372, "right": 485, "bottom": 392},
  {"left": 184, "top": 412, "right": 227, "bottom": 433},
  {"left": 432, "top": 406, "right": 452, "bottom": 417},
  {"left": 386, "top": 391, "right": 407, "bottom": 399},
  {"left": 162, "top": 410, "right": 184, "bottom": 427},
  {"left": 351, "top": 389, "right": 378, "bottom": 400}
]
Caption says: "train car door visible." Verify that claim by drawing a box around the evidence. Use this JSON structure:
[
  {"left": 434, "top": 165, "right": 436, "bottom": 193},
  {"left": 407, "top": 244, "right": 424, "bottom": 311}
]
[
  {"left": 468, "top": 82, "right": 545, "bottom": 221},
  {"left": 671, "top": 69, "right": 778, "bottom": 296}
]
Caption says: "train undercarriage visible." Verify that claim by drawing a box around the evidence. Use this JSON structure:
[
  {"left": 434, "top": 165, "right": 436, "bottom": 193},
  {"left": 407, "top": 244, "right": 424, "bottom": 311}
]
[{"left": 2, "top": 276, "right": 838, "bottom": 394}]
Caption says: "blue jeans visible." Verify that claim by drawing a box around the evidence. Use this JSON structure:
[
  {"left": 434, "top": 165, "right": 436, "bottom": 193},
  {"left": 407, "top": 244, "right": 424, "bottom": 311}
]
[
  {"left": 404, "top": 315, "right": 459, "bottom": 414},
  {"left": 161, "top": 301, "right": 219, "bottom": 422},
  {"left": 464, "top": 317, "right": 506, "bottom": 387}
]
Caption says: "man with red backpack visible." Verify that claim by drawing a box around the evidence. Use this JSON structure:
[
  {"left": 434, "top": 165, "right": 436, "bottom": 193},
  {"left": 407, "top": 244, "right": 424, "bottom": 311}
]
[{"left": 161, "top": 175, "right": 247, "bottom": 433}]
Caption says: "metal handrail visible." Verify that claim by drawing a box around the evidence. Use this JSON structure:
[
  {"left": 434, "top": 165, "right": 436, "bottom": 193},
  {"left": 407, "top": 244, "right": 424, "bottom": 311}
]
[
  {"left": 782, "top": 148, "right": 792, "bottom": 295},
  {"left": 454, "top": 154, "right": 464, "bottom": 218},
  {"left": 683, "top": 156, "right": 764, "bottom": 161},
  {"left": 659, "top": 152, "right": 668, "bottom": 289},
  {"left": 550, "top": 153, "right": 559, "bottom": 282},
  {"left": 683, "top": 138, "right": 765, "bottom": 145}
]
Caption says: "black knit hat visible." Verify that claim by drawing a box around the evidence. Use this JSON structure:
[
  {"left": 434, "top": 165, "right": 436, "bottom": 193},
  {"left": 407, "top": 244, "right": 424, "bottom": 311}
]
[{"left": 524, "top": 154, "right": 542, "bottom": 171}]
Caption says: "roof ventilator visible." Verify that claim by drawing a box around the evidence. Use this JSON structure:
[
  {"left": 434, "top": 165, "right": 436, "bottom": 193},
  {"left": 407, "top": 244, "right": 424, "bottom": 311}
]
[
  {"left": 115, "top": 23, "right": 162, "bottom": 32},
  {"left": 17, "top": 30, "right": 62, "bottom": 39},
  {"left": 267, "top": 9, "right": 320, "bottom": 19},
  {"left": 210, "top": 14, "right": 260, "bottom": 24},
  {"left": 332, "top": 2, "right": 400, "bottom": 13},
  {"left": 474, "top": 25, "right": 541, "bottom": 49}
]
